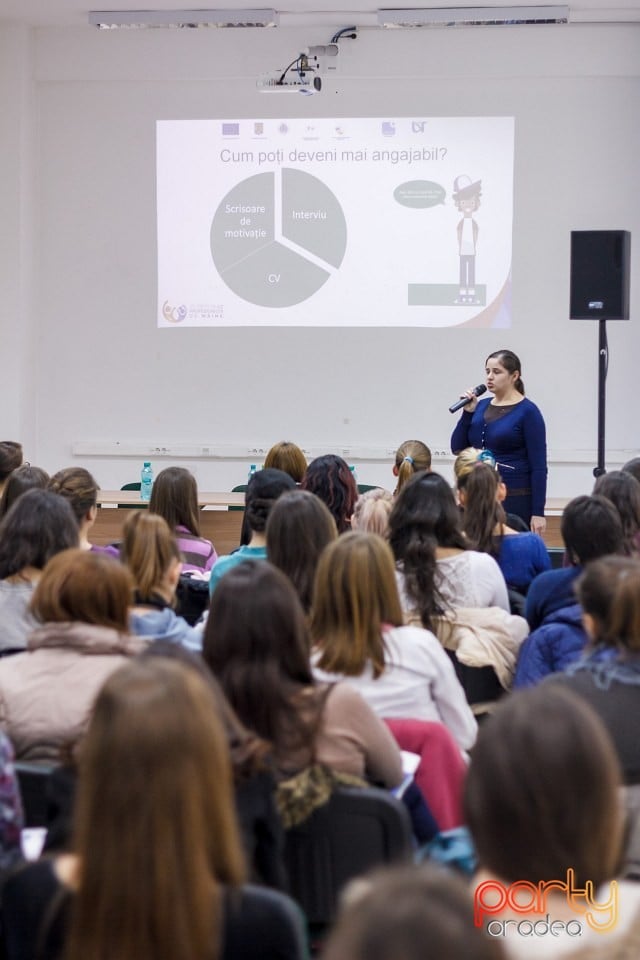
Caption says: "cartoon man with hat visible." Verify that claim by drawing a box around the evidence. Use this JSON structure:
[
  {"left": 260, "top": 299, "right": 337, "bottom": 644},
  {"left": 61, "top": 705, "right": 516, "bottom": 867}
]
[{"left": 452, "top": 174, "right": 482, "bottom": 304}]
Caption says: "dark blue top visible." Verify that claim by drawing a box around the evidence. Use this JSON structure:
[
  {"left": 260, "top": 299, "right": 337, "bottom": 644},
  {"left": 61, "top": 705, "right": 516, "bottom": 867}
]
[
  {"left": 496, "top": 532, "right": 551, "bottom": 595},
  {"left": 524, "top": 566, "right": 582, "bottom": 631},
  {"left": 514, "top": 602, "right": 587, "bottom": 688},
  {"left": 451, "top": 397, "right": 548, "bottom": 519}
]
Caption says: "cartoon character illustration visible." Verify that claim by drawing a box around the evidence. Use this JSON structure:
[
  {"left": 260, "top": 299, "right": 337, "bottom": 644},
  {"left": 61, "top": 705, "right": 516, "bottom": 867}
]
[{"left": 452, "top": 174, "right": 482, "bottom": 305}]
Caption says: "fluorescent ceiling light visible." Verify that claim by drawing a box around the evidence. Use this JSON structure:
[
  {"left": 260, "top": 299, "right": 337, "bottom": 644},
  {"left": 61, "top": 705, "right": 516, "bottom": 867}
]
[
  {"left": 89, "top": 9, "right": 279, "bottom": 28},
  {"left": 377, "top": 5, "right": 569, "bottom": 26}
]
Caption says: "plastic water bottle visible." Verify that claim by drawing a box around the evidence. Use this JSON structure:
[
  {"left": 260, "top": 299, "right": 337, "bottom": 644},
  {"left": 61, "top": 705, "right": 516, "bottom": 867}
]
[
  {"left": 140, "top": 461, "right": 154, "bottom": 501},
  {"left": 248, "top": 463, "right": 258, "bottom": 484}
]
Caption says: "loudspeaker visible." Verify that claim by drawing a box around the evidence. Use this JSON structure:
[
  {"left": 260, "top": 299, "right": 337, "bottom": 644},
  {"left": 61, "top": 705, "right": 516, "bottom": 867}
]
[{"left": 570, "top": 230, "right": 631, "bottom": 320}]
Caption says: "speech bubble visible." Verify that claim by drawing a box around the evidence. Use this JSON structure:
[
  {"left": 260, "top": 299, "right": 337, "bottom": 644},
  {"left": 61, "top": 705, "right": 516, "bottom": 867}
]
[{"left": 394, "top": 180, "right": 446, "bottom": 208}]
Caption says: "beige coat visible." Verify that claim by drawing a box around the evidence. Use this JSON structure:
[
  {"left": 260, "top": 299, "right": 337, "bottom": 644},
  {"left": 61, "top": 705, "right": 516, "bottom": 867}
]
[{"left": 0, "top": 621, "right": 147, "bottom": 762}]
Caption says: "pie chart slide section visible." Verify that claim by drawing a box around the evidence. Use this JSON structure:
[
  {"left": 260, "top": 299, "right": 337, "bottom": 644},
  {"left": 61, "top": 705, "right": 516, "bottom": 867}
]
[{"left": 211, "top": 168, "right": 347, "bottom": 308}]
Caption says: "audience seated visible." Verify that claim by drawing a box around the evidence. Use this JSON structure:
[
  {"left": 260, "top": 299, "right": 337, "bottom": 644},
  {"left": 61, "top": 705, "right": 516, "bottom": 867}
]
[
  {"left": 209, "top": 468, "right": 296, "bottom": 595},
  {"left": 515, "top": 496, "right": 625, "bottom": 687},
  {"left": 48, "top": 466, "right": 119, "bottom": 558},
  {"left": 310, "top": 532, "right": 476, "bottom": 752},
  {"left": 120, "top": 511, "right": 202, "bottom": 650},
  {"left": 592, "top": 469, "right": 640, "bottom": 556},
  {"left": 2, "top": 658, "right": 307, "bottom": 960},
  {"left": 322, "top": 863, "right": 505, "bottom": 960},
  {"left": 393, "top": 440, "right": 432, "bottom": 495},
  {"left": 0, "top": 463, "right": 50, "bottom": 519},
  {"left": 149, "top": 465, "right": 217, "bottom": 573},
  {"left": 0, "top": 549, "right": 144, "bottom": 762},
  {"left": 0, "top": 489, "right": 78, "bottom": 654},
  {"left": 351, "top": 488, "right": 394, "bottom": 538},
  {"left": 547, "top": 555, "right": 640, "bottom": 785},
  {"left": 464, "top": 684, "right": 640, "bottom": 956},
  {"left": 203, "top": 560, "right": 402, "bottom": 790},
  {"left": 0, "top": 442, "right": 23, "bottom": 498},
  {"left": 266, "top": 489, "right": 337, "bottom": 615},
  {"left": 264, "top": 441, "right": 308, "bottom": 483},
  {"left": 389, "top": 471, "right": 510, "bottom": 628},
  {"left": 301, "top": 454, "right": 357, "bottom": 534},
  {"left": 454, "top": 456, "right": 550, "bottom": 596}
]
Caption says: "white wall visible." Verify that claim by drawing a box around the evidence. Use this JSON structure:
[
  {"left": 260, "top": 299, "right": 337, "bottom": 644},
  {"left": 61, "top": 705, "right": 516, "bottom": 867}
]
[{"left": 1, "top": 22, "right": 639, "bottom": 495}]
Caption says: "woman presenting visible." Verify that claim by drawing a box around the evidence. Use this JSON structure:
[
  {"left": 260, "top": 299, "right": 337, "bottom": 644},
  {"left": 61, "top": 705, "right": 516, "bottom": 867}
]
[{"left": 451, "top": 349, "right": 547, "bottom": 534}]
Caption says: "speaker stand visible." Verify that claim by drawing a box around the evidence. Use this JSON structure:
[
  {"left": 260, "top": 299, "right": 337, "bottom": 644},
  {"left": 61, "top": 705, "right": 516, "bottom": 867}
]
[{"left": 594, "top": 317, "right": 608, "bottom": 478}]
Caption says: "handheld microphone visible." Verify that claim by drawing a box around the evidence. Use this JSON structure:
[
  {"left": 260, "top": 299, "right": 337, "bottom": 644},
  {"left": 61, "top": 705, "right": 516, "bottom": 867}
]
[{"left": 448, "top": 384, "right": 487, "bottom": 414}]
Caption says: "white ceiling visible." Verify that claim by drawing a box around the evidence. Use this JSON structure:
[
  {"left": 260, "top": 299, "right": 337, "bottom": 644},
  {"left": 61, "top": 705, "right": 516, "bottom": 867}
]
[{"left": 2, "top": 0, "right": 640, "bottom": 28}]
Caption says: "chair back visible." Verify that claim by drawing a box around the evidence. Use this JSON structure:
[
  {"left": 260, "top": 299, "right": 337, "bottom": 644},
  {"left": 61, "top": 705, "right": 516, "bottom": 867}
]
[
  {"left": 284, "top": 785, "right": 411, "bottom": 930},
  {"left": 118, "top": 481, "right": 141, "bottom": 509},
  {"left": 15, "top": 762, "right": 57, "bottom": 827}
]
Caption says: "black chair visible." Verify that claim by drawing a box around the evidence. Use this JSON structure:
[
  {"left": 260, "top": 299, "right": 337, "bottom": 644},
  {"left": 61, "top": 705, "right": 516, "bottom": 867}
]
[
  {"left": 175, "top": 574, "right": 210, "bottom": 626},
  {"left": 356, "top": 483, "right": 379, "bottom": 494},
  {"left": 284, "top": 786, "right": 412, "bottom": 941},
  {"left": 15, "top": 762, "right": 57, "bottom": 828},
  {"left": 446, "top": 649, "right": 504, "bottom": 718},
  {"left": 118, "top": 480, "right": 142, "bottom": 509}
]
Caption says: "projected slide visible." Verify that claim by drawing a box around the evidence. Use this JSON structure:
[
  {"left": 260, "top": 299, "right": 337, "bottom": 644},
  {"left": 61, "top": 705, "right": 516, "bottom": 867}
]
[
  {"left": 210, "top": 169, "right": 347, "bottom": 307},
  {"left": 157, "top": 117, "right": 514, "bottom": 327}
]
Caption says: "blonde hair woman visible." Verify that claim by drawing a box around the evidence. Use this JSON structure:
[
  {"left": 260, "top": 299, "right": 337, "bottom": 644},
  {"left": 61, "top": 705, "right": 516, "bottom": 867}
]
[
  {"left": 351, "top": 488, "right": 394, "bottom": 539},
  {"left": 2, "top": 658, "right": 307, "bottom": 960},
  {"left": 310, "top": 532, "right": 476, "bottom": 752}
]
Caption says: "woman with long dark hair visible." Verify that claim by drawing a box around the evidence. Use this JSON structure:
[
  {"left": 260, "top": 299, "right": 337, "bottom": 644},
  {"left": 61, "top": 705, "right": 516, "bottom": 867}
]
[
  {"left": 203, "top": 560, "right": 402, "bottom": 788},
  {"left": 388, "top": 472, "right": 509, "bottom": 630}
]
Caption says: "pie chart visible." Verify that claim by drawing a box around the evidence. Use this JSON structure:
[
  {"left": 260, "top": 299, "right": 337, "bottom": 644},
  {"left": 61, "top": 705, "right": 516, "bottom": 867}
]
[{"left": 210, "top": 168, "right": 347, "bottom": 308}]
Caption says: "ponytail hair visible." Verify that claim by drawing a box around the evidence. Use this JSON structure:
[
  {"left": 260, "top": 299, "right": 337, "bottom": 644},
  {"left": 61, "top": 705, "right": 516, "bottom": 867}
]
[
  {"left": 394, "top": 440, "right": 432, "bottom": 495},
  {"left": 458, "top": 462, "right": 505, "bottom": 556},
  {"left": 486, "top": 349, "right": 525, "bottom": 395},
  {"left": 121, "top": 511, "right": 180, "bottom": 602}
]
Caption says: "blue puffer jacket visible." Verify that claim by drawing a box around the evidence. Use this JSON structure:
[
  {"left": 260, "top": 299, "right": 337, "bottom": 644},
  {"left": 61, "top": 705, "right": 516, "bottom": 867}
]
[{"left": 514, "top": 603, "right": 587, "bottom": 688}]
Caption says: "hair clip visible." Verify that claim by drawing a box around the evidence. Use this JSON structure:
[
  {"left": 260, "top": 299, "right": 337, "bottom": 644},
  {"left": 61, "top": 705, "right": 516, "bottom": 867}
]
[
  {"left": 477, "top": 450, "right": 497, "bottom": 469},
  {"left": 403, "top": 456, "right": 414, "bottom": 465}
]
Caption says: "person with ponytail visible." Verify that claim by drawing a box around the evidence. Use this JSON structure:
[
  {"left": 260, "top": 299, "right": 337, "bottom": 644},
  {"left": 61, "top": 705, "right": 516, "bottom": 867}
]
[
  {"left": 2, "top": 658, "right": 306, "bottom": 960},
  {"left": 450, "top": 349, "right": 547, "bottom": 535},
  {"left": 455, "top": 454, "right": 550, "bottom": 595},
  {"left": 393, "top": 440, "right": 431, "bottom": 495}
]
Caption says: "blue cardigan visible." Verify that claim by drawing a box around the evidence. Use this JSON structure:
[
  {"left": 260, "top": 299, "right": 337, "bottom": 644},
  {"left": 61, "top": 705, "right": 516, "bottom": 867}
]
[{"left": 451, "top": 397, "right": 547, "bottom": 519}]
